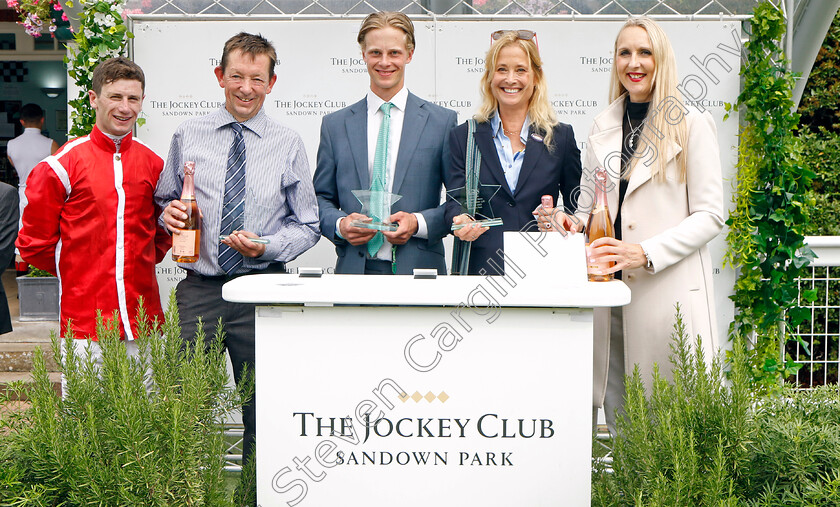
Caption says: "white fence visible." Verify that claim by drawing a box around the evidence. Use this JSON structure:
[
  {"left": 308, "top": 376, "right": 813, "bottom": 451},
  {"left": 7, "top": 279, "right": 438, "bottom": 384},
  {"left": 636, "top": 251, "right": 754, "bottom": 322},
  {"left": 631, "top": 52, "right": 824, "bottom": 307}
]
[{"left": 790, "top": 237, "right": 840, "bottom": 387}]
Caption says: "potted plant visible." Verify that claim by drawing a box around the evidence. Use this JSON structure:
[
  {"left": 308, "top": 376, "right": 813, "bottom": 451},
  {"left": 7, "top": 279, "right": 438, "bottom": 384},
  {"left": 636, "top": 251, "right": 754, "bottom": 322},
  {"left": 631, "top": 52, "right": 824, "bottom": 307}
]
[{"left": 16, "top": 267, "right": 59, "bottom": 321}]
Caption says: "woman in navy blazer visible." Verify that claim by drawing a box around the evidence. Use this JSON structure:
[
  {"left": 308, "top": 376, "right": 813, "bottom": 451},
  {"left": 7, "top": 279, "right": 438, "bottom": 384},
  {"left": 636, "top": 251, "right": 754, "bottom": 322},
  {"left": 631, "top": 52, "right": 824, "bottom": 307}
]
[{"left": 446, "top": 29, "right": 582, "bottom": 275}]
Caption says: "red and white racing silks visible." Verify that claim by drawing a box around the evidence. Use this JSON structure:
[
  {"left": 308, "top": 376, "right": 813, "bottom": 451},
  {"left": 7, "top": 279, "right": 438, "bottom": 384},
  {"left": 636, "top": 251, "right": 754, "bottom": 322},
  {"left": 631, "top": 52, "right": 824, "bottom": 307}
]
[{"left": 17, "top": 125, "right": 171, "bottom": 340}]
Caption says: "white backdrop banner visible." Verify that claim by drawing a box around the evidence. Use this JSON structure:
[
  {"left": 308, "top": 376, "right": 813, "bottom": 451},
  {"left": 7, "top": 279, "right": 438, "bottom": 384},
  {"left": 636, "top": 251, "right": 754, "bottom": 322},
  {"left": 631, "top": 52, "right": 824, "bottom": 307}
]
[{"left": 134, "top": 19, "right": 741, "bottom": 345}]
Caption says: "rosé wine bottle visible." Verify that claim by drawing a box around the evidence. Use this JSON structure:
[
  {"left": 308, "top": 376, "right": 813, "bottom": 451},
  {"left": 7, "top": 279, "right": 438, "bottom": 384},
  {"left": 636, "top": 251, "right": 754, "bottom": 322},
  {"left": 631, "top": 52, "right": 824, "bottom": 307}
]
[
  {"left": 172, "top": 161, "right": 201, "bottom": 263},
  {"left": 585, "top": 169, "right": 615, "bottom": 281}
]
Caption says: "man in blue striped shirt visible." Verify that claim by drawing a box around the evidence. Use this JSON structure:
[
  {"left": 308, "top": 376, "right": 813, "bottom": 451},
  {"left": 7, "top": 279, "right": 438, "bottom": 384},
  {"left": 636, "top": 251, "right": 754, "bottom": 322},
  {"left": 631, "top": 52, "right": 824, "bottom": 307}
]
[{"left": 155, "top": 32, "right": 320, "bottom": 468}]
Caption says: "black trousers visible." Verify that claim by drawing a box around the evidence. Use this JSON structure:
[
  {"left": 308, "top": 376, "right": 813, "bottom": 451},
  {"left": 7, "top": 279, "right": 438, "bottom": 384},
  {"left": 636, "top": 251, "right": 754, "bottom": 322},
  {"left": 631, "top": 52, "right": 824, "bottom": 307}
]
[{"left": 176, "top": 268, "right": 282, "bottom": 467}]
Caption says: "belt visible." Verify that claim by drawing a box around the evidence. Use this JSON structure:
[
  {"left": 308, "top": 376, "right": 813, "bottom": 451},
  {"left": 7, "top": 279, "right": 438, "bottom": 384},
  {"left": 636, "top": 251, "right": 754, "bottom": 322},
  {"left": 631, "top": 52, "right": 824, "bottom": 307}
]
[{"left": 185, "top": 262, "right": 287, "bottom": 282}]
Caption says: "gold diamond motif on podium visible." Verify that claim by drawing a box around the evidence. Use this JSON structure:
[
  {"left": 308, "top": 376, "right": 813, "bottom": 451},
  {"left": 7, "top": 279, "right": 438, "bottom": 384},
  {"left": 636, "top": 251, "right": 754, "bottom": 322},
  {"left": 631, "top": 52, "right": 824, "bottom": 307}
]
[{"left": 400, "top": 390, "right": 451, "bottom": 402}]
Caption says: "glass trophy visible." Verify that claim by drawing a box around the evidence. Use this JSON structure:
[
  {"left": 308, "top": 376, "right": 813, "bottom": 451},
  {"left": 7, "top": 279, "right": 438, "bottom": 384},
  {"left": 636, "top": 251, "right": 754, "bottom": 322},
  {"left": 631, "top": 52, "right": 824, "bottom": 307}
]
[
  {"left": 447, "top": 183, "right": 504, "bottom": 231},
  {"left": 350, "top": 189, "right": 402, "bottom": 232}
]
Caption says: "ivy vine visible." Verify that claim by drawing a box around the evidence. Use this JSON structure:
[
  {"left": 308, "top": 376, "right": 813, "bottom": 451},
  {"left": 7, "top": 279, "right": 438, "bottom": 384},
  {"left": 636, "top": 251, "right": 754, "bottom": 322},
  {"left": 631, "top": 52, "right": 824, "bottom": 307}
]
[
  {"left": 64, "top": 0, "right": 134, "bottom": 137},
  {"left": 724, "top": 1, "right": 816, "bottom": 393}
]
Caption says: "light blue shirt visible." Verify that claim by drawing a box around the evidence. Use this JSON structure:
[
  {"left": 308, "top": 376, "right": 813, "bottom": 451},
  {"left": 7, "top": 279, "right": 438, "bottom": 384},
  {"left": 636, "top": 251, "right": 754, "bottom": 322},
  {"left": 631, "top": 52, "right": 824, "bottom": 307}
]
[
  {"left": 155, "top": 107, "right": 320, "bottom": 276},
  {"left": 490, "top": 113, "right": 530, "bottom": 193}
]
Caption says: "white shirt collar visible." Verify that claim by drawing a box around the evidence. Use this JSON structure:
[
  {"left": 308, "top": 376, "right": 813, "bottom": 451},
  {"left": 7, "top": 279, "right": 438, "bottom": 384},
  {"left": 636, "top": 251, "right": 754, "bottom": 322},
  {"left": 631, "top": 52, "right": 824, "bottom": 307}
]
[{"left": 367, "top": 87, "right": 409, "bottom": 115}]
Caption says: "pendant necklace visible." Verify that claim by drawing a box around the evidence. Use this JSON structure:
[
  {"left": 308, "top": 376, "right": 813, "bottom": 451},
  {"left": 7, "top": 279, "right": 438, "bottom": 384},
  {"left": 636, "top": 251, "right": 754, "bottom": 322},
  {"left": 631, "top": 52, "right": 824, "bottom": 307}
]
[{"left": 626, "top": 108, "right": 643, "bottom": 149}]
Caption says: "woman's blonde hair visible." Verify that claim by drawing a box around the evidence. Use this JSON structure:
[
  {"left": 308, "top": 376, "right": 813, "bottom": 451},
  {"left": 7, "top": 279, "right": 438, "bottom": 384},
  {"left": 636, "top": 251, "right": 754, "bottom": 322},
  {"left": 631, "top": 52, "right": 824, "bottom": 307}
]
[
  {"left": 609, "top": 17, "right": 688, "bottom": 181},
  {"left": 475, "top": 31, "right": 558, "bottom": 150}
]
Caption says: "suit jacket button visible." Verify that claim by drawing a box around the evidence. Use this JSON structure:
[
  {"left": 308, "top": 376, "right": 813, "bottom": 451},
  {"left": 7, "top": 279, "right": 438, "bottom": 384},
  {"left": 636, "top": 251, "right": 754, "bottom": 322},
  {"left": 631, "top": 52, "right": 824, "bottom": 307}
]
[
  {"left": 628, "top": 222, "right": 636, "bottom": 230},
  {"left": 626, "top": 273, "right": 635, "bottom": 281},
  {"left": 508, "top": 201, "right": 515, "bottom": 207}
]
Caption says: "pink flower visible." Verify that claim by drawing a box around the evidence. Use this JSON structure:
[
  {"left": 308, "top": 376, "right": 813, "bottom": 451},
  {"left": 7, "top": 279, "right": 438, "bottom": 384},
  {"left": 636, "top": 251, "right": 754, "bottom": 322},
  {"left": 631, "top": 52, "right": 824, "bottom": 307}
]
[
  {"left": 61, "top": 12, "right": 68, "bottom": 21},
  {"left": 6, "top": 0, "right": 19, "bottom": 9},
  {"left": 121, "top": 7, "right": 143, "bottom": 19},
  {"left": 53, "top": 2, "right": 62, "bottom": 10},
  {"left": 24, "top": 23, "right": 42, "bottom": 36}
]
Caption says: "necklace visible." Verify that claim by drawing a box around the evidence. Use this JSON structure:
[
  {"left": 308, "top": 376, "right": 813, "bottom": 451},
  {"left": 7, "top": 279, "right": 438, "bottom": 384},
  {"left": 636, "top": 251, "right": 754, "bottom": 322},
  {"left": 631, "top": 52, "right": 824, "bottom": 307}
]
[
  {"left": 502, "top": 124, "right": 521, "bottom": 139},
  {"left": 625, "top": 108, "right": 643, "bottom": 149}
]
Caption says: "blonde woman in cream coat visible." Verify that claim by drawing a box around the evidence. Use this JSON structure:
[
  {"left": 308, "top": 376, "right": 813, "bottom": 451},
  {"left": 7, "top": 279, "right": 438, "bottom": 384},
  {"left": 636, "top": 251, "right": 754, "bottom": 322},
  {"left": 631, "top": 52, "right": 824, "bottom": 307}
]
[{"left": 581, "top": 17, "right": 725, "bottom": 434}]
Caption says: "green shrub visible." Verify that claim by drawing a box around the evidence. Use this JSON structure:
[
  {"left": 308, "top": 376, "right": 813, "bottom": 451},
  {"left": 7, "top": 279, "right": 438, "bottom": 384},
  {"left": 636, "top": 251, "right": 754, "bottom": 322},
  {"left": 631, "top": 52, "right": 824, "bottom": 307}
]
[
  {"left": 23, "top": 267, "right": 54, "bottom": 278},
  {"left": 0, "top": 293, "right": 253, "bottom": 506},
  {"left": 593, "top": 306, "right": 840, "bottom": 506},
  {"left": 592, "top": 305, "right": 753, "bottom": 506},
  {"left": 740, "top": 385, "right": 840, "bottom": 506}
]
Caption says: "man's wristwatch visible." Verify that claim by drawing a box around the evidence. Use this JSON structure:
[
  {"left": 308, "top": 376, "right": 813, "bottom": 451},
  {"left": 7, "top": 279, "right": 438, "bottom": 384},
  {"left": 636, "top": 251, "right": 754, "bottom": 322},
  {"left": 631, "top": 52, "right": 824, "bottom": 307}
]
[{"left": 643, "top": 247, "right": 653, "bottom": 269}]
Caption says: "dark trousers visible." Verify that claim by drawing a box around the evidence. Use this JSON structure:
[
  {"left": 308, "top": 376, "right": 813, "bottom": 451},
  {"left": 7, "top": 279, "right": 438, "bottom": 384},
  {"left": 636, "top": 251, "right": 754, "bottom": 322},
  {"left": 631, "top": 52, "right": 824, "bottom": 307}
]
[
  {"left": 603, "top": 306, "right": 626, "bottom": 436},
  {"left": 364, "top": 258, "right": 393, "bottom": 274},
  {"left": 176, "top": 273, "right": 257, "bottom": 466},
  {"left": 593, "top": 307, "right": 626, "bottom": 436}
]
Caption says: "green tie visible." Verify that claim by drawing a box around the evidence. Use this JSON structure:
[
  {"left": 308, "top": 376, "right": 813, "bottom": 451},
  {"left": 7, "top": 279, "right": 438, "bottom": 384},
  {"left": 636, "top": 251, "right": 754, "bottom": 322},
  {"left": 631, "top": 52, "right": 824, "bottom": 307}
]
[{"left": 367, "top": 101, "right": 393, "bottom": 257}]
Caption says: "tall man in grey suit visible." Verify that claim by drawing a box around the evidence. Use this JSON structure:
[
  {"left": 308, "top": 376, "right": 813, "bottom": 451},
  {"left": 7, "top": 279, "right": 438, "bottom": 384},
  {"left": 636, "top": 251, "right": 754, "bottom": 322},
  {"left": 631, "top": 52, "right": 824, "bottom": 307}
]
[{"left": 314, "top": 11, "right": 457, "bottom": 274}]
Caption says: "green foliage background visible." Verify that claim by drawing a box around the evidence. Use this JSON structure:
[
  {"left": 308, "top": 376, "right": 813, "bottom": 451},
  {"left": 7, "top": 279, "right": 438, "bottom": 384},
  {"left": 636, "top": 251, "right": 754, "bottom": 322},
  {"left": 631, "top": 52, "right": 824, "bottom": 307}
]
[
  {"left": 799, "top": 10, "right": 840, "bottom": 237},
  {"left": 786, "top": 9, "right": 840, "bottom": 388},
  {"left": 798, "top": 9, "right": 840, "bottom": 134}
]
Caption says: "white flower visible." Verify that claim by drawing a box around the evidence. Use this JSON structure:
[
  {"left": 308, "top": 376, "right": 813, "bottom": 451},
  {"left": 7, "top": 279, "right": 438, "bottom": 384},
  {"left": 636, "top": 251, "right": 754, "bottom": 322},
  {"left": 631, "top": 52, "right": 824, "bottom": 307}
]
[{"left": 93, "top": 11, "right": 116, "bottom": 27}]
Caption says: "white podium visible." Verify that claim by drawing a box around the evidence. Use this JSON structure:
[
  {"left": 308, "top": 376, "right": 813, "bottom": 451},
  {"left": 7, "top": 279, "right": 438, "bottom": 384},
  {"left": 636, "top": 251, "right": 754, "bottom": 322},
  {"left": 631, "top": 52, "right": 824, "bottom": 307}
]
[{"left": 223, "top": 233, "right": 630, "bottom": 507}]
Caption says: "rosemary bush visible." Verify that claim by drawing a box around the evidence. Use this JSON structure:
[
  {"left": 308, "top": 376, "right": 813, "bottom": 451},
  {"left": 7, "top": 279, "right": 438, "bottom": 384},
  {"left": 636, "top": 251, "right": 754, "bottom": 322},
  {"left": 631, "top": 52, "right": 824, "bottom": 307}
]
[
  {"left": 0, "top": 293, "right": 252, "bottom": 506},
  {"left": 592, "top": 306, "right": 840, "bottom": 506},
  {"left": 592, "top": 306, "right": 754, "bottom": 506}
]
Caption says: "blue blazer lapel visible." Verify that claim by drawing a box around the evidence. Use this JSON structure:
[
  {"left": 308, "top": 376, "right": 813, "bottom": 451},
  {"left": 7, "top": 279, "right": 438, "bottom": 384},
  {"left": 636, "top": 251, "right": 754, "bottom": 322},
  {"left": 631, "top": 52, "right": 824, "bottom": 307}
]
[
  {"left": 473, "top": 121, "right": 513, "bottom": 199},
  {"left": 392, "top": 93, "right": 429, "bottom": 195},
  {"left": 515, "top": 126, "right": 547, "bottom": 195},
  {"left": 345, "top": 98, "right": 369, "bottom": 187}
]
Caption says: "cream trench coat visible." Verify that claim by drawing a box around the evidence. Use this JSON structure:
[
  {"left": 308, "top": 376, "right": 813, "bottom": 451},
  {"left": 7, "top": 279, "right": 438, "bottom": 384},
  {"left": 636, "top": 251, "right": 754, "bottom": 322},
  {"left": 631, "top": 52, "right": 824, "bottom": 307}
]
[{"left": 580, "top": 94, "right": 724, "bottom": 407}]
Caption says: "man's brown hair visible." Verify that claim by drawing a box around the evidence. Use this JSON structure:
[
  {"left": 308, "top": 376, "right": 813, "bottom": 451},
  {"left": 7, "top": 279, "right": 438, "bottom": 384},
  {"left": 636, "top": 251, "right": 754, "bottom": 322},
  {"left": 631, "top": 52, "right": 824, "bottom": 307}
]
[
  {"left": 91, "top": 57, "right": 145, "bottom": 95},
  {"left": 220, "top": 32, "right": 277, "bottom": 79},
  {"left": 357, "top": 11, "right": 415, "bottom": 52}
]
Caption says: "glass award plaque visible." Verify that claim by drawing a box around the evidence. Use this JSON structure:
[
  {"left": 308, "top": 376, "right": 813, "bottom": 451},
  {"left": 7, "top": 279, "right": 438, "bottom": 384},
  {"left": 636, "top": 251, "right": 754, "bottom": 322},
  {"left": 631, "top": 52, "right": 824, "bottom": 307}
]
[
  {"left": 350, "top": 189, "right": 402, "bottom": 232},
  {"left": 447, "top": 183, "right": 504, "bottom": 231}
]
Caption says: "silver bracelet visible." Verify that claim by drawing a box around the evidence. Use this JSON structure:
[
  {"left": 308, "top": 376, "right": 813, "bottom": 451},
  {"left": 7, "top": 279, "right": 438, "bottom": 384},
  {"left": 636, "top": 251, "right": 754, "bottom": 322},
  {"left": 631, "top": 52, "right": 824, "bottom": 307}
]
[{"left": 643, "top": 248, "right": 653, "bottom": 269}]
